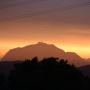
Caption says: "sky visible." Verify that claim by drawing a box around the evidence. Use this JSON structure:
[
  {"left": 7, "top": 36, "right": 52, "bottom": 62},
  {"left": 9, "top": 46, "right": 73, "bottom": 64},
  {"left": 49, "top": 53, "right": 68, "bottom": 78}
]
[{"left": 0, "top": 0, "right": 90, "bottom": 59}]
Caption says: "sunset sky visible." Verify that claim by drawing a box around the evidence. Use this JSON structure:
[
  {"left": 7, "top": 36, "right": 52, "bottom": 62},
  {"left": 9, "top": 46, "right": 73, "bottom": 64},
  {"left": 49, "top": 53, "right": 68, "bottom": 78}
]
[{"left": 0, "top": 0, "right": 90, "bottom": 59}]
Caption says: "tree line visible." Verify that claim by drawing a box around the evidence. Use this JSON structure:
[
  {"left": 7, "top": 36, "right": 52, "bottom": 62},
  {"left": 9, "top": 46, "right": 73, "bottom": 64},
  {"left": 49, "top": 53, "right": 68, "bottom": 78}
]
[{"left": 0, "top": 57, "right": 90, "bottom": 90}]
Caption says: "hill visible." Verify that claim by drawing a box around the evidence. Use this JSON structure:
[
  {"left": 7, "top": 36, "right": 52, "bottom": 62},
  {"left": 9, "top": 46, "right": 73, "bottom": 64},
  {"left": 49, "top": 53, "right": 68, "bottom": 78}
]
[{"left": 2, "top": 42, "right": 89, "bottom": 67}]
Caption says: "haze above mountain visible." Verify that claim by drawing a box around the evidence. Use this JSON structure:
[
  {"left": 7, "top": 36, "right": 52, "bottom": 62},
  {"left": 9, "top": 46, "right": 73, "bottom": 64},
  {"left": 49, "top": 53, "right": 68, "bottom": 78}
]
[{"left": 2, "top": 42, "right": 89, "bottom": 67}]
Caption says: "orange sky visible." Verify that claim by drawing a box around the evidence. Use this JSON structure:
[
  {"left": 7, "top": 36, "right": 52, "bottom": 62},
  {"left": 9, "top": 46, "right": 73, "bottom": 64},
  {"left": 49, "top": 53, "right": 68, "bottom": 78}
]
[
  {"left": 0, "top": 40, "right": 90, "bottom": 59},
  {"left": 0, "top": 23, "right": 90, "bottom": 59},
  {"left": 0, "top": 0, "right": 90, "bottom": 59}
]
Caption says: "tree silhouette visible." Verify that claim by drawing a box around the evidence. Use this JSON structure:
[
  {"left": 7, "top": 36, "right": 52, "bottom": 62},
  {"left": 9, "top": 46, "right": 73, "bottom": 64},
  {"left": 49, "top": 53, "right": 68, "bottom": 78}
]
[
  {"left": 8, "top": 57, "right": 90, "bottom": 90},
  {"left": 0, "top": 73, "right": 5, "bottom": 90}
]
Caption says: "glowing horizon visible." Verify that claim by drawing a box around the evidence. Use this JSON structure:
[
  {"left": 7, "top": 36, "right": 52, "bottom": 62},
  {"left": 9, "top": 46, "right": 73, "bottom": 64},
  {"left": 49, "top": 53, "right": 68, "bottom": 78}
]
[
  {"left": 0, "top": 41, "right": 90, "bottom": 59},
  {"left": 0, "top": 0, "right": 90, "bottom": 59}
]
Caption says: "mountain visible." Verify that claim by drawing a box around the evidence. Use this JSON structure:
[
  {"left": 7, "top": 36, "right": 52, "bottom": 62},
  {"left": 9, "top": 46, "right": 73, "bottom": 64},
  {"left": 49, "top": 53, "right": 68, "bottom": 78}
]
[{"left": 2, "top": 42, "right": 89, "bottom": 67}]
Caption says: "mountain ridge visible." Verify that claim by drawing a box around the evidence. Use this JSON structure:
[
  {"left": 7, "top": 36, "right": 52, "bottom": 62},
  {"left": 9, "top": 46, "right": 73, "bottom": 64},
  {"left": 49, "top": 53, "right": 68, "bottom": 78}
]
[{"left": 2, "top": 42, "right": 89, "bottom": 66}]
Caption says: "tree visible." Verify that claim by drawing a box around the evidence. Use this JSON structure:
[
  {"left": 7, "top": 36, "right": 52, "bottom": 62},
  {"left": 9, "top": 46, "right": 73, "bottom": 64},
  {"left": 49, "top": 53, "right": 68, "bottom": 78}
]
[{"left": 8, "top": 57, "right": 90, "bottom": 90}]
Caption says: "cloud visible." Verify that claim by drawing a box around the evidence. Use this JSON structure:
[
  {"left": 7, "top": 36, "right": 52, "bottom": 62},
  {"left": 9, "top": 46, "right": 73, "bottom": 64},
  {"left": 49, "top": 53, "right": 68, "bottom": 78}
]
[
  {"left": 0, "top": 0, "right": 90, "bottom": 23},
  {"left": 0, "top": 0, "right": 45, "bottom": 10}
]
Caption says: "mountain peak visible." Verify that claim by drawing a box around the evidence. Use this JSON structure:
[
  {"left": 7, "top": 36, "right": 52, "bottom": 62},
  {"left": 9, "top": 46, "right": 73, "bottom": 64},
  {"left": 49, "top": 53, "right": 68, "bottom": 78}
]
[
  {"left": 36, "top": 42, "right": 49, "bottom": 46},
  {"left": 23, "top": 42, "right": 56, "bottom": 49},
  {"left": 37, "top": 42, "right": 46, "bottom": 45},
  {"left": 2, "top": 42, "right": 89, "bottom": 66},
  {"left": 37, "top": 42, "right": 54, "bottom": 46}
]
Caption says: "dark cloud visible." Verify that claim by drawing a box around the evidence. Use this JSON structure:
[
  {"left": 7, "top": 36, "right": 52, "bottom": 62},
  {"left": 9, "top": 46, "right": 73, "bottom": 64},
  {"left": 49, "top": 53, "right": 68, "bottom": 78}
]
[
  {"left": 0, "top": 0, "right": 46, "bottom": 10},
  {"left": 0, "top": 0, "right": 90, "bottom": 35},
  {"left": 0, "top": 0, "right": 90, "bottom": 24}
]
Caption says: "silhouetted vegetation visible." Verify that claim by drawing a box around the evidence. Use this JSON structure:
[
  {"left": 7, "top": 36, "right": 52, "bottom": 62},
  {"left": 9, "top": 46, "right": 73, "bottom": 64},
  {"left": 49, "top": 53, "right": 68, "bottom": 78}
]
[
  {"left": 0, "top": 74, "right": 5, "bottom": 90},
  {"left": 7, "top": 57, "right": 90, "bottom": 90}
]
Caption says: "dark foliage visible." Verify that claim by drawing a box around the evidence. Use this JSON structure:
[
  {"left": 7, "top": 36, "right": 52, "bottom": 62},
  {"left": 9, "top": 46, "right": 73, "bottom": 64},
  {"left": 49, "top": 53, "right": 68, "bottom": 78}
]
[
  {"left": 8, "top": 57, "right": 90, "bottom": 90},
  {"left": 0, "top": 73, "right": 5, "bottom": 90}
]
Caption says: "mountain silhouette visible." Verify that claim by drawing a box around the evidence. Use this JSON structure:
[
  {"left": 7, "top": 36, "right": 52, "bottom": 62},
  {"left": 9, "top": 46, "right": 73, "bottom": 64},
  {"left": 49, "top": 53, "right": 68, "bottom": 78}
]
[{"left": 2, "top": 42, "right": 88, "bottom": 66}]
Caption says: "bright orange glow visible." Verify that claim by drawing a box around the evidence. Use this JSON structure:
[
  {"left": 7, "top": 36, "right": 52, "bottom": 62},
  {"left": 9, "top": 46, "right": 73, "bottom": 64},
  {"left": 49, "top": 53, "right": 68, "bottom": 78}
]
[
  {"left": 0, "top": 40, "right": 90, "bottom": 59},
  {"left": 0, "top": 22, "right": 90, "bottom": 59},
  {"left": 0, "top": 1, "right": 90, "bottom": 59}
]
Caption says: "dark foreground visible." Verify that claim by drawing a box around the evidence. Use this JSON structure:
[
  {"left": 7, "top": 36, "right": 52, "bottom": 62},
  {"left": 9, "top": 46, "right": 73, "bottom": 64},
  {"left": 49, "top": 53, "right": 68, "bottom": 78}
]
[{"left": 0, "top": 57, "right": 90, "bottom": 90}]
